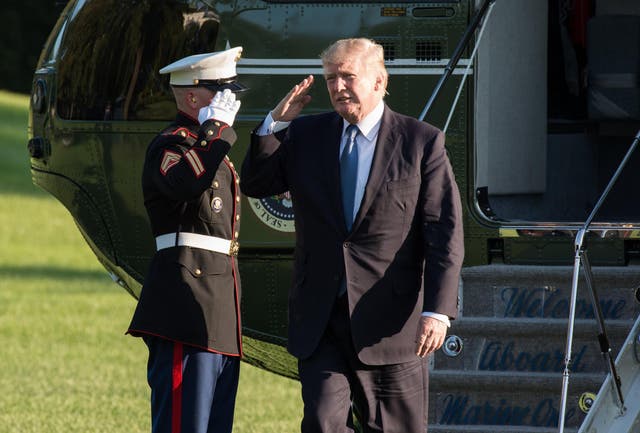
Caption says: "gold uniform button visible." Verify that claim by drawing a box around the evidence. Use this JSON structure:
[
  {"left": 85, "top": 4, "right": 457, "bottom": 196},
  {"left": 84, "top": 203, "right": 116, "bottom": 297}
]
[
  {"left": 194, "top": 268, "right": 202, "bottom": 276},
  {"left": 234, "top": 231, "right": 239, "bottom": 239},
  {"left": 200, "top": 140, "right": 207, "bottom": 147},
  {"left": 213, "top": 180, "right": 220, "bottom": 189},
  {"left": 206, "top": 129, "right": 213, "bottom": 136},
  {"left": 235, "top": 196, "right": 240, "bottom": 203},
  {"left": 235, "top": 215, "right": 240, "bottom": 221},
  {"left": 228, "top": 161, "right": 235, "bottom": 168},
  {"left": 179, "top": 130, "right": 187, "bottom": 137},
  {"left": 235, "top": 178, "right": 240, "bottom": 185}
]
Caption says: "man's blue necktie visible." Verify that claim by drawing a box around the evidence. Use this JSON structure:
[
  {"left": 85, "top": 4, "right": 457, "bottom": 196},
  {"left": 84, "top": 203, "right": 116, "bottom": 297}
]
[{"left": 340, "top": 124, "right": 359, "bottom": 230}]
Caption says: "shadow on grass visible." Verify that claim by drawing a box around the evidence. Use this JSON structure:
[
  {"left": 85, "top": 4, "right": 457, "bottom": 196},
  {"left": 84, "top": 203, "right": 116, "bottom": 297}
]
[
  {"left": 0, "top": 177, "right": 48, "bottom": 197},
  {"left": 0, "top": 264, "right": 114, "bottom": 286}
]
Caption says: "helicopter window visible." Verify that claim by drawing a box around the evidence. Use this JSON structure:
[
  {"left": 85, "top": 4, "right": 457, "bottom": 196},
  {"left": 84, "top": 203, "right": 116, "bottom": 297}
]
[
  {"left": 56, "top": 0, "right": 220, "bottom": 121},
  {"left": 45, "top": 18, "right": 68, "bottom": 66},
  {"left": 41, "top": 0, "right": 88, "bottom": 67}
]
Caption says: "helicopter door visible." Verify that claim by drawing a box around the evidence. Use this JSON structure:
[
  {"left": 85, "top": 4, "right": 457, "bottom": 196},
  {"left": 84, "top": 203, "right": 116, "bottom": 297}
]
[{"left": 474, "top": 0, "right": 547, "bottom": 197}]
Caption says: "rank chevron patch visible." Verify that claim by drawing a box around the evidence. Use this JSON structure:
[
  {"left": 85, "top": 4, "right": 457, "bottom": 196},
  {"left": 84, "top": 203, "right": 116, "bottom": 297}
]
[{"left": 160, "top": 150, "right": 181, "bottom": 175}]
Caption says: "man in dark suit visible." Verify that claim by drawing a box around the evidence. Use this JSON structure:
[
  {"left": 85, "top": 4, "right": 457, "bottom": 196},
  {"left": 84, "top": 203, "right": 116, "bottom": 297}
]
[{"left": 241, "top": 38, "right": 464, "bottom": 432}]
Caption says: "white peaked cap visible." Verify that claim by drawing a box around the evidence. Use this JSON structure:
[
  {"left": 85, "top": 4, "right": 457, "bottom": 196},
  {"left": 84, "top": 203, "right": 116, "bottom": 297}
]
[{"left": 159, "top": 46, "right": 246, "bottom": 91}]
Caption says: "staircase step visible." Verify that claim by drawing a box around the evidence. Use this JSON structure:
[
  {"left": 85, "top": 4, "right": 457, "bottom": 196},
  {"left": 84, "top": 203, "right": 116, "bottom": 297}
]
[
  {"left": 429, "top": 372, "right": 598, "bottom": 430},
  {"left": 433, "top": 317, "right": 632, "bottom": 374},
  {"left": 461, "top": 265, "right": 640, "bottom": 320},
  {"left": 448, "top": 317, "right": 632, "bottom": 336},
  {"left": 429, "top": 425, "right": 577, "bottom": 433},
  {"left": 427, "top": 265, "right": 640, "bottom": 431},
  {"left": 431, "top": 370, "right": 604, "bottom": 390}
]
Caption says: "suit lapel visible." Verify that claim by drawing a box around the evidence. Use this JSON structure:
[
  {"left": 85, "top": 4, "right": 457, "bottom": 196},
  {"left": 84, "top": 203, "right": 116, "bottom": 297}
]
[
  {"left": 323, "top": 114, "right": 348, "bottom": 233},
  {"left": 353, "top": 107, "right": 399, "bottom": 230}
]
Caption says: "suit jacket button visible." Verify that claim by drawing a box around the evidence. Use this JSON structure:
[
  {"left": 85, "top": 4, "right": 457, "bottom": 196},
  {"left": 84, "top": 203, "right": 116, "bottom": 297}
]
[{"left": 194, "top": 268, "right": 202, "bottom": 276}]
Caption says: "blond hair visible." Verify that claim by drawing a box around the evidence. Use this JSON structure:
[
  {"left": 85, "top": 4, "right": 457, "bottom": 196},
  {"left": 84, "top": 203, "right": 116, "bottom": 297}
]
[{"left": 320, "top": 38, "right": 388, "bottom": 89}]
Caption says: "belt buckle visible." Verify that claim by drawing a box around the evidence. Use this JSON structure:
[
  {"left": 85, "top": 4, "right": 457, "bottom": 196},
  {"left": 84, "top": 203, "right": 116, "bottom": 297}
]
[{"left": 229, "top": 240, "right": 240, "bottom": 256}]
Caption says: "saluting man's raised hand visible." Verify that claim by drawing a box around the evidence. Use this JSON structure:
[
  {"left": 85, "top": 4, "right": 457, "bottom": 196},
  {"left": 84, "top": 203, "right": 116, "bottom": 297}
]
[
  {"left": 272, "top": 75, "right": 314, "bottom": 122},
  {"left": 198, "top": 88, "right": 241, "bottom": 126}
]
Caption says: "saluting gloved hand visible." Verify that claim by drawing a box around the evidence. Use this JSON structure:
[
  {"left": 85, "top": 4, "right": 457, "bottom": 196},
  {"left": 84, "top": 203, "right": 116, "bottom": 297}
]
[{"left": 198, "top": 88, "right": 241, "bottom": 126}]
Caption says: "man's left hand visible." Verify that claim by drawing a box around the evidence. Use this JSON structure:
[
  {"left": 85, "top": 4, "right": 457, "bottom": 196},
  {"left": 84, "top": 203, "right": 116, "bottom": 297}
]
[{"left": 415, "top": 316, "right": 447, "bottom": 358}]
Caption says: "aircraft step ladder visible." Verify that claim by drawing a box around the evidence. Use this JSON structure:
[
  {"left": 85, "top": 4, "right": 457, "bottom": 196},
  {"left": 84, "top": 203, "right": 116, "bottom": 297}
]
[
  {"left": 578, "top": 312, "right": 640, "bottom": 433},
  {"left": 427, "top": 264, "right": 640, "bottom": 433}
]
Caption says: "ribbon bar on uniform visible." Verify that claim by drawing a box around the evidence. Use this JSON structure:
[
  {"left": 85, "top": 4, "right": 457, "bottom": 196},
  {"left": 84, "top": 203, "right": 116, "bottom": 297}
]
[{"left": 156, "top": 232, "right": 239, "bottom": 256}]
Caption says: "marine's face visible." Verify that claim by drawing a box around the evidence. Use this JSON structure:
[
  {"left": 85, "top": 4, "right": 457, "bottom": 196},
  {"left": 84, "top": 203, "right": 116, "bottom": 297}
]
[
  {"left": 193, "top": 87, "right": 216, "bottom": 108},
  {"left": 324, "top": 57, "right": 381, "bottom": 124}
]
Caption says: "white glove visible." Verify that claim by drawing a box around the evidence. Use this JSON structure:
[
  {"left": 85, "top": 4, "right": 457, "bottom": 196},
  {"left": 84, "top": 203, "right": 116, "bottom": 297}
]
[{"left": 198, "top": 88, "right": 241, "bottom": 126}]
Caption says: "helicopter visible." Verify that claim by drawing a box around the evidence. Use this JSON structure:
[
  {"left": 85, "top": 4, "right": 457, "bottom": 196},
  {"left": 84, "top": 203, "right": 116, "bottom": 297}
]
[{"left": 28, "top": 0, "right": 640, "bottom": 432}]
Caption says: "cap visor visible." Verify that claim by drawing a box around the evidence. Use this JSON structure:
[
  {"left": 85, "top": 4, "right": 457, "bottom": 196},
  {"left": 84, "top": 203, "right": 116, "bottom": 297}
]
[{"left": 203, "top": 81, "right": 249, "bottom": 93}]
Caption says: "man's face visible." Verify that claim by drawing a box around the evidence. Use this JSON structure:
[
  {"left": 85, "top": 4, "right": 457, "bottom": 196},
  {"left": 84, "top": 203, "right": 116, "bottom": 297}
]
[{"left": 324, "top": 57, "right": 381, "bottom": 124}]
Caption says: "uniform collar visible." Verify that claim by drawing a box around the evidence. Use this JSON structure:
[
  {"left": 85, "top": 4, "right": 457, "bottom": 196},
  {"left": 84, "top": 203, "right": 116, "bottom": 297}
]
[{"left": 176, "top": 110, "right": 199, "bottom": 126}]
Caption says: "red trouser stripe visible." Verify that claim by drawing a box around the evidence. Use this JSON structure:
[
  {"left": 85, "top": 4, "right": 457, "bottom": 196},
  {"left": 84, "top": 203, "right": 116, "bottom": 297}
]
[{"left": 172, "top": 342, "right": 183, "bottom": 433}]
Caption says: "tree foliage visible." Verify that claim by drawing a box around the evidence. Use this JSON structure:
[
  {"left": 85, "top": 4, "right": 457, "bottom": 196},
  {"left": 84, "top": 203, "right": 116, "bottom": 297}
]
[{"left": 0, "top": 1, "right": 64, "bottom": 92}]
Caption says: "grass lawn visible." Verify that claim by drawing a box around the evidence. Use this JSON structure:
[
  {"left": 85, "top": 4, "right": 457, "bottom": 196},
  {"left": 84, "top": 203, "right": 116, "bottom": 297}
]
[{"left": 0, "top": 90, "right": 301, "bottom": 432}]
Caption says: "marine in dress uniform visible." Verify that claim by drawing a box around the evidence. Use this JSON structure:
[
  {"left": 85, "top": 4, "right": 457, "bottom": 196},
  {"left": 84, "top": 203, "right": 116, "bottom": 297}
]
[{"left": 127, "top": 47, "right": 246, "bottom": 433}]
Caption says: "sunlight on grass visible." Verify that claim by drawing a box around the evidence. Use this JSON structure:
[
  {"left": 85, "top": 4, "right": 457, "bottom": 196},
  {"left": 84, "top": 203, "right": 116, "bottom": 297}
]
[{"left": 0, "top": 89, "right": 32, "bottom": 109}]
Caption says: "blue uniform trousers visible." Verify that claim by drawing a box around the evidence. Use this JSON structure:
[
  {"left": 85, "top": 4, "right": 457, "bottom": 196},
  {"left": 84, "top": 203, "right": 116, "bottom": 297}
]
[{"left": 144, "top": 336, "right": 240, "bottom": 433}]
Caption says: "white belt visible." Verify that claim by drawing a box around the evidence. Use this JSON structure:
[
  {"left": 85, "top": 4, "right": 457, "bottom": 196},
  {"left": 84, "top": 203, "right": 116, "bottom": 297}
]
[{"left": 156, "top": 232, "right": 239, "bottom": 256}]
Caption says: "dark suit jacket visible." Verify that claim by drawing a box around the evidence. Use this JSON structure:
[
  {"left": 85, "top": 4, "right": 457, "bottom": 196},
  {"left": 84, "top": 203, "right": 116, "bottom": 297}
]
[{"left": 241, "top": 106, "right": 464, "bottom": 365}]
